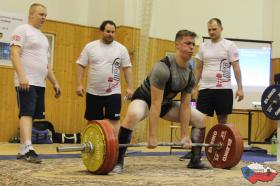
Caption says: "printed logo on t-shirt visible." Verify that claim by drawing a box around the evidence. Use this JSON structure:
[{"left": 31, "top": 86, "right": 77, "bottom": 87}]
[
  {"left": 216, "top": 58, "right": 231, "bottom": 87},
  {"left": 105, "top": 58, "right": 121, "bottom": 93},
  {"left": 112, "top": 58, "right": 121, "bottom": 81},
  {"left": 12, "top": 35, "right": 21, "bottom": 42},
  {"left": 220, "top": 59, "right": 231, "bottom": 80}
]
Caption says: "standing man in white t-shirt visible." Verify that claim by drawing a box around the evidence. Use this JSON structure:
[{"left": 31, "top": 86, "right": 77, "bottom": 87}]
[
  {"left": 196, "top": 18, "right": 244, "bottom": 124},
  {"left": 10, "top": 3, "right": 61, "bottom": 163},
  {"left": 76, "top": 20, "right": 133, "bottom": 136}
]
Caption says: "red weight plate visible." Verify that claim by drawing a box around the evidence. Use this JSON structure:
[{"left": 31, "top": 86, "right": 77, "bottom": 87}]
[
  {"left": 88, "top": 120, "right": 118, "bottom": 175},
  {"left": 205, "top": 124, "right": 244, "bottom": 169}
]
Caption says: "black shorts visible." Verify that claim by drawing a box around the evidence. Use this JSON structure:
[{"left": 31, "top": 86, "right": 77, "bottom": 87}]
[
  {"left": 131, "top": 88, "right": 173, "bottom": 117},
  {"left": 85, "top": 93, "right": 121, "bottom": 121},
  {"left": 16, "top": 86, "right": 45, "bottom": 119},
  {"left": 196, "top": 89, "right": 233, "bottom": 117}
]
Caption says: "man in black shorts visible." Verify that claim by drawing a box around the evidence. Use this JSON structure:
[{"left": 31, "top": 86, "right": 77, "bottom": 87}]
[
  {"left": 180, "top": 18, "right": 244, "bottom": 161},
  {"left": 10, "top": 3, "right": 61, "bottom": 163},
  {"left": 195, "top": 18, "right": 244, "bottom": 124},
  {"left": 76, "top": 20, "right": 133, "bottom": 137},
  {"left": 112, "top": 29, "right": 209, "bottom": 173}
]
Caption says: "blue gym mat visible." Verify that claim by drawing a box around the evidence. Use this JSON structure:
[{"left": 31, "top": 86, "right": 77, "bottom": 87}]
[{"left": 0, "top": 151, "right": 276, "bottom": 163}]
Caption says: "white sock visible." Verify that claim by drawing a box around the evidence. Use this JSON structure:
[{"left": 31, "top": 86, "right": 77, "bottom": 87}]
[
  {"left": 19, "top": 141, "right": 34, "bottom": 155},
  {"left": 20, "top": 144, "right": 30, "bottom": 155}
]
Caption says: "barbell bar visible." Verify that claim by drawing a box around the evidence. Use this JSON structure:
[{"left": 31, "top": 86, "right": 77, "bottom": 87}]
[
  {"left": 57, "top": 142, "right": 223, "bottom": 153},
  {"left": 56, "top": 120, "right": 244, "bottom": 174}
]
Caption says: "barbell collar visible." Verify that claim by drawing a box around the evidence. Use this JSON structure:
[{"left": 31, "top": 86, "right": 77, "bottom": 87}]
[{"left": 57, "top": 142, "right": 93, "bottom": 153}]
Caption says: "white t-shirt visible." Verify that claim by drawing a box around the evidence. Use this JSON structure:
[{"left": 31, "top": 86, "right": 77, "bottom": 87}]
[
  {"left": 76, "top": 40, "right": 131, "bottom": 96},
  {"left": 10, "top": 24, "right": 49, "bottom": 87},
  {"left": 196, "top": 38, "right": 239, "bottom": 89}
]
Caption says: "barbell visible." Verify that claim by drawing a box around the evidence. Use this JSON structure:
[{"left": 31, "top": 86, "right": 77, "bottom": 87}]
[
  {"left": 57, "top": 142, "right": 222, "bottom": 152},
  {"left": 57, "top": 120, "right": 244, "bottom": 175}
]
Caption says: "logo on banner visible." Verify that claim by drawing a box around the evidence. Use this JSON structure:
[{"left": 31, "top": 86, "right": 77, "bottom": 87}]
[{"left": 241, "top": 163, "right": 277, "bottom": 184}]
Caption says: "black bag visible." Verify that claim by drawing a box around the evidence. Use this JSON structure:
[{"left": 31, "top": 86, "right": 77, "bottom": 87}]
[
  {"left": 54, "top": 133, "right": 81, "bottom": 144},
  {"left": 33, "top": 120, "right": 56, "bottom": 137}
]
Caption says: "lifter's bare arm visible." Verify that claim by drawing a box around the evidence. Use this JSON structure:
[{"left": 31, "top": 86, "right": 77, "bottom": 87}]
[
  {"left": 180, "top": 91, "right": 192, "bottom": 148},
  {"left": 148, "top": 85, "right": 164, "bottom": 148}
]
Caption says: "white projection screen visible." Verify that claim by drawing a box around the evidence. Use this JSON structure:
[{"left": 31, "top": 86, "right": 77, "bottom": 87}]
[{"left": 202, "top": 37, "right": 272, "bottom": 109}]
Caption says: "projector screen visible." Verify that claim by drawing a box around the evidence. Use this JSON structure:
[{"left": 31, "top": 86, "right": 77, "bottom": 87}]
[{"left": 202, "top": 37, "right": 272, "bottom": 109}]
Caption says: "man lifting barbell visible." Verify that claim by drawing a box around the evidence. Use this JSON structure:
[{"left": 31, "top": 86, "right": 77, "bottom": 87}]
[
  {"left": 56, "top": 29, "right": 244, "bottom": 175},
  {"left": 112, "top": 29, "right": 210, "bottom": 173}
]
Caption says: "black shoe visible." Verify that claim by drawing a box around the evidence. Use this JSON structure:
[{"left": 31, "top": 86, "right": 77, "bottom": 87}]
[
  {"left": 179, "top": 151, "right": 192, "bottom": 161},
  {"left": 23, "top": 150, "right": 42, "bottom": 164},
  {"left": 187, "top": 160, "right": 211, "bottom": 170},
  {"left": 16, "top": 153, "right": 25, "bottom": 160},
  {"left": 112, "top": 163, "right": 123, "bottom": 173}
]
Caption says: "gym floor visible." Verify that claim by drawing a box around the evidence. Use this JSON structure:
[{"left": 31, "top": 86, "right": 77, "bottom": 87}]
[{"left": 0, "top": 142, "right": 279, "bottom": 185}]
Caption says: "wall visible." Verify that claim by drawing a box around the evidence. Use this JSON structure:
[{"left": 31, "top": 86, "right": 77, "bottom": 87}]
[
  {"left": 149, "top": 0, "right": 270, "bottom": 42},
  {"left": 0, "top": 0, "right": 90, "bottom": 25},
  {"left": 1, "top": 0, "right": 278, "bottom": 57},
  {"left": 87, "top": 0, "right": 125, "bottom": 27},
  {"left": 272, "top": 0, "right": 280, "bottom": 57}
]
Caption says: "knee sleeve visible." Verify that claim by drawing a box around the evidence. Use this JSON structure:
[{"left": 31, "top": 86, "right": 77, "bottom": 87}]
[{"left": 117, "top": 126, "right": 133, "bottom": 164}]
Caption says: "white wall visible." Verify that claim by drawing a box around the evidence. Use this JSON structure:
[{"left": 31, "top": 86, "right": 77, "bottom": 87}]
[
  {"left": 87, "top": 0, "right": 125, "bottom": 27},
  {"left": 123, "top": 0, "right": 142, "bottom": 28},
  {"left": 123, "top": 0, "right": 279, "bottom": 57},
  {"left": 0, "top": 0, "right": 90, "bottom": 25},
  {"left": 149, "top": 0, "right": 272, "bottom": 45},
  {"left": 0, "top": 0, "right": 139, "bottom": 28},
  {"left": 272, "top": 0, "right": 280, "bottom": 58},
  {"left": 1, "top": 0, "right": 279, "bottom": 57}
]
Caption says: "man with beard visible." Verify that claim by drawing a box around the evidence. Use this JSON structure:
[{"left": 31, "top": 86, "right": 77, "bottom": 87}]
[{"left": 76, "top": 20, "right": 133, "bottom": 136}]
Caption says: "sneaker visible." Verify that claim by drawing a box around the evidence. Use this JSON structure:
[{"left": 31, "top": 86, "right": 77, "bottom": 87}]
[
  {"left": 111, "top": 163, "right": 123, "bottom": 174},
  {"left": 179, "top": 152, "right": 192, "bottom": 161},
  {"left": 23, "top": 150, "right": 42, "bottom": 164},
  {"left": 187, "top": 160, "right": 211, "bottom": 170}
]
